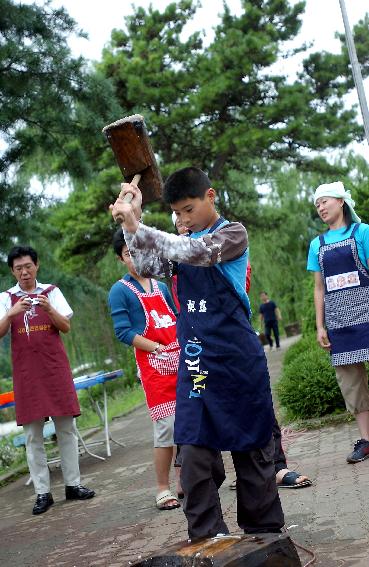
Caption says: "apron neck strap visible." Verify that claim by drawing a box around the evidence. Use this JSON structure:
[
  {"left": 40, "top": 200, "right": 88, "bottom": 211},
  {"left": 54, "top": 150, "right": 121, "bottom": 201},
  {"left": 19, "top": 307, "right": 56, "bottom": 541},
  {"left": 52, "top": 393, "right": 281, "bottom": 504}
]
[
  {"left": 350, "top": 223, "right": 359, "bottom": 238},
  {"left": 208, "top": 217, "right": 226, "bottom": 234}
]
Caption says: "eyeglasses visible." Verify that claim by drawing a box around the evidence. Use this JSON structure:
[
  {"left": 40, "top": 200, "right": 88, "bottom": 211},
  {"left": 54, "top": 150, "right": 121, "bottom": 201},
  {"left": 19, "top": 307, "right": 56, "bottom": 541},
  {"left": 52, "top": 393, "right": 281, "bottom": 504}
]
[{"left": 13, "top": 263, "right": 35, "bottom": 273}]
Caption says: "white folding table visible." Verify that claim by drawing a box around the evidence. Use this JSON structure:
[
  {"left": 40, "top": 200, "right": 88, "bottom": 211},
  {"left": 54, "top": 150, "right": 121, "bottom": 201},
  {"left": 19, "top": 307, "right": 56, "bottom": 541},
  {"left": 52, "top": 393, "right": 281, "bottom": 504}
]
[{"left": 73, "top": 369, "right": 125, "bottom": 458}]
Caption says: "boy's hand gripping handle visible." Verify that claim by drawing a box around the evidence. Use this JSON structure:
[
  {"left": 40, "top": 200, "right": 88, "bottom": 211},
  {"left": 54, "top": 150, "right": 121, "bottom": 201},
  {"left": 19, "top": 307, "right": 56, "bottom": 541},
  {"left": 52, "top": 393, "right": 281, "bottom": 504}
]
[
  {"left": 119, "top": 173, "right": 141, "bottom": 203},
  {"left": 115, "top": 173, "right": 141, "bottom": 223}
]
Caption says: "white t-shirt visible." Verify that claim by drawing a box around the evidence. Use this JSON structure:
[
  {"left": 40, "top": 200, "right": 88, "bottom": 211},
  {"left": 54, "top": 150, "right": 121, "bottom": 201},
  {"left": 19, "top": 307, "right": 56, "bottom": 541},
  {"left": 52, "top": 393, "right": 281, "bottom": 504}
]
[{"left": 0, "top": 281, "right": 73, "bottom": 320}]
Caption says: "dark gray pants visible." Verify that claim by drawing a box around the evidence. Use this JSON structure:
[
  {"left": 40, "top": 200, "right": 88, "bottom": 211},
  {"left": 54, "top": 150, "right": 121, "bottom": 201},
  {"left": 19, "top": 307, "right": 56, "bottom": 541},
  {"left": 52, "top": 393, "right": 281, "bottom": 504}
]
[
  {"left": 273, "top": 416, "right": 287, "bottom": 474},
  {"left": 265, "top": 320, "right": 280, "bottom": 348},
  {"left": 180, "top": 438, "right": 284, "bottom": 539}
]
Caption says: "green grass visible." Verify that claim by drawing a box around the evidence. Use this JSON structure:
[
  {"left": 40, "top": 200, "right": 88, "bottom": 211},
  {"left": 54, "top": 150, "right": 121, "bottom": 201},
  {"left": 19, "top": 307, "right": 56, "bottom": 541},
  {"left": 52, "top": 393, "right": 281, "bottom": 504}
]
[
  {"left": 0, "top": 448, "right": 27, "bottom": 478},
  {"left": 76, "top": 385, "right": 145, "bottom": 430}
]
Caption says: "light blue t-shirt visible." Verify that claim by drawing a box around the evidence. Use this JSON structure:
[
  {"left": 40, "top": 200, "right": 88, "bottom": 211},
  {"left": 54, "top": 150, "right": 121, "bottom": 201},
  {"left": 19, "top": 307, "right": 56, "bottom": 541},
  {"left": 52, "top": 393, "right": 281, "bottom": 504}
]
[
  {"left": 191, "top": 221, "right": 251, "bottom": 315},
  {"left": 307, "top": 223, "right": 369, "bottom": 272}
]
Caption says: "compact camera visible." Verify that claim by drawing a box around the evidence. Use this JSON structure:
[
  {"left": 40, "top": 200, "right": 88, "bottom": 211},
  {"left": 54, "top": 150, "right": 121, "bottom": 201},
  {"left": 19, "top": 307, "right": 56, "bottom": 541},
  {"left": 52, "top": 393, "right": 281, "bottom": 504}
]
[{"left": 25, "top": 297, "right": 39, "bottom": 306}]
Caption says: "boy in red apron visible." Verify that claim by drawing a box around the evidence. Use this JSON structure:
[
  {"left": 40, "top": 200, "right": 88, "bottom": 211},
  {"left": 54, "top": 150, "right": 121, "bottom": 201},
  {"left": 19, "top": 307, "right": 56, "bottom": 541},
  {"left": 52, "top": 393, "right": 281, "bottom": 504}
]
[
  {"left": 109, "top": 229, "right": 181, "bottom": 511},
  {"left": 0, "top": 245, "right": 95, "bottom": 515}
]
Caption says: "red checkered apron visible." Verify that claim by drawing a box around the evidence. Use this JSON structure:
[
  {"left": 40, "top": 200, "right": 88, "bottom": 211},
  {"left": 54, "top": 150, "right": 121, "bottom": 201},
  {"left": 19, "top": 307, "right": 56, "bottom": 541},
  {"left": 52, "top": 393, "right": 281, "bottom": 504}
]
[{"left": 120, "top": 279, "right": 179, "bottom": 421}]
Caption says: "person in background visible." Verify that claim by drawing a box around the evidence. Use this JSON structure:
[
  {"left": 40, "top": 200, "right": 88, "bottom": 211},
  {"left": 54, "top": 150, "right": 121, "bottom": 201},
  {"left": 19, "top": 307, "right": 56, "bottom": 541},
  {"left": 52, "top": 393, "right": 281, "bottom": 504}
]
[
  {"left": 108, "top": 228, "right": 181, "bottom": 510},
  {"left": 241, "top": 232, "right": 310, "bottom": 488},
  {"left": 172, "top": 213, "right": 311, "bottom": 489},
  {"left": 171, "top": 214, "right": 312, "bottom": 494},
  {"left": 259, "top": 291, "right": 282, "bottom": 350},
  {"left": 273, "top": 422, "right": 311, "bottom": 488},
  {"left": 307, "top": 181, "right": 369, "bottom": 464},
  {"left": 0, "top": 245, "right": 95, "bottom": 515}
]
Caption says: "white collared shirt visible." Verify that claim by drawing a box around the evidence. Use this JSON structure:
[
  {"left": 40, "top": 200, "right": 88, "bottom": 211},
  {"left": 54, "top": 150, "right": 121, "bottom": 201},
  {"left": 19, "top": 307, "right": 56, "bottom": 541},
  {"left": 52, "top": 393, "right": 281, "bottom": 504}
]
[{"left": 0, "top": 280, "right": 73, "bottom": 320}]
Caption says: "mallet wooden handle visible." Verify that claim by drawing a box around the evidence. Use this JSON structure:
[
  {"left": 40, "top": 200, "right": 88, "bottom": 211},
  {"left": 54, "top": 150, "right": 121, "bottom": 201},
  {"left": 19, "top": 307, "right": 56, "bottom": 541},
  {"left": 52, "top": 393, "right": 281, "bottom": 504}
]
[
  {"left": 119, "top": 173, "right": 141, "bottom": 203},
  {"left": 115, "top": 173, "right": 141, "bottom": 223}
]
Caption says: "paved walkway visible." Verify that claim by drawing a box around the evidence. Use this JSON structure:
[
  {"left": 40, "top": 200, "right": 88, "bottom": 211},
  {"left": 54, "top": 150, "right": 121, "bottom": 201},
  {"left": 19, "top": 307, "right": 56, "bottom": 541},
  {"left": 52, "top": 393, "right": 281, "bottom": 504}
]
[{"left": 1, "top": 337, "right": 369, "bottom": 566}]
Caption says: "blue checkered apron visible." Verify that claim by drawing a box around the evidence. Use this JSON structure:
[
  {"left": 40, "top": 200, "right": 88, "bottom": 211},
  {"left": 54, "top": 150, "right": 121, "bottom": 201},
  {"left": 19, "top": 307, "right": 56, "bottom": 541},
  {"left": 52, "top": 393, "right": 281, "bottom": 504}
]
[{"left": 318, "top": 223, "right": 369, "bottom": 366}]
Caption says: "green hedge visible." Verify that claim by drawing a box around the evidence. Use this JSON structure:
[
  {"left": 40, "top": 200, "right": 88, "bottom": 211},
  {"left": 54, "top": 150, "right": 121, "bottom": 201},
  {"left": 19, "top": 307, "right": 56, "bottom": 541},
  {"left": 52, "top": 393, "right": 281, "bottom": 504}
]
[
  {"left": 275, "top": 335, "right": 346, "bottom": 420},
  {"left": 282, "top": 333, "right": 317, "bottom": 367}
]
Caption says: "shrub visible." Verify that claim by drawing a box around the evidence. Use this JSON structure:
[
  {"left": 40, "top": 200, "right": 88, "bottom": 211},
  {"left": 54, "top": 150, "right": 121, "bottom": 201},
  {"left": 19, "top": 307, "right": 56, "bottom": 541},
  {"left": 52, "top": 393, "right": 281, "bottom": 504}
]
[
  {"left": 0, "top": 437, "right": 24, "bottom": 471},
  {"left": 282, "top": 333, "right": 318, "bottom": 367},
  {"left": 275, "top": 342, "right": 346, "bottom": 420}
]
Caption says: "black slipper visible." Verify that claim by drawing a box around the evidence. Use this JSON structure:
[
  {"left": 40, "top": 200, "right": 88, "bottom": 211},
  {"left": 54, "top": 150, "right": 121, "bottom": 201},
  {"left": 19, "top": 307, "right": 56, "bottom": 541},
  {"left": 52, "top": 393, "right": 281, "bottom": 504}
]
[{"left": 278, "top": 471, "right": 312, "bottom": 489}]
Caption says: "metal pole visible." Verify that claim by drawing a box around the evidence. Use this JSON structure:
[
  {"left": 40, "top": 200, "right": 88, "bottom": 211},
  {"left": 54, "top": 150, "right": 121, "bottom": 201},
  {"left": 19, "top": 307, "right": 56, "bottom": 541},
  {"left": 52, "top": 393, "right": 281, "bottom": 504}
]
[{"left": 339, "top": 0, "right": 369, "bottom": 146}]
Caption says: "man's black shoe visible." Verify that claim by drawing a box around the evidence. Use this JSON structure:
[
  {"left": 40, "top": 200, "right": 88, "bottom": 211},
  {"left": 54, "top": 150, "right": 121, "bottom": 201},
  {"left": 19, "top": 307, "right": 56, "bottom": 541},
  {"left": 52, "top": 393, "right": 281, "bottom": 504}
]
[
  {"left": 32, "top": 492, "right": 54, "bottom": 515},
  {"left": 65, "top": 485, "right": 95, "bottom": 500}
]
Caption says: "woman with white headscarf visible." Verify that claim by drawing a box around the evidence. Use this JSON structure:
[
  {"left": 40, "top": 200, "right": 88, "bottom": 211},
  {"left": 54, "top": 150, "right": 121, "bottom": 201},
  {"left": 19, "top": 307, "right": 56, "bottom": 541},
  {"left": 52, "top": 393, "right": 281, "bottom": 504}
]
[{"left": 307, "top": 181, "right": 369, "bottom": 464}]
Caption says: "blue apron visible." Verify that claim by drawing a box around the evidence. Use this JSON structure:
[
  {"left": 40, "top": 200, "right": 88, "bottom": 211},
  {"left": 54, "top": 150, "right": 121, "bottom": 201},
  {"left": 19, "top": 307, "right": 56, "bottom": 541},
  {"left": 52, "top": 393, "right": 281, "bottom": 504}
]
[
  {"left": 318, "top": 223, "right": 369, "bottom": 366},
  {"left": 174, "top": 218, "right": 274, "bottom": 452}
]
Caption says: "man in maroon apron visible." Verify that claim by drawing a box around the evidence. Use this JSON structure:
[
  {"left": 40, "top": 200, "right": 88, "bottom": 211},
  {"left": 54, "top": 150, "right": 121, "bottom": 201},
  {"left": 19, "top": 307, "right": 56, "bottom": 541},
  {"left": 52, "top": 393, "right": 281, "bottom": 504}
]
[
  {"left": 0, "top": 245, "right": 95, "bottom": 515},
  {"left": 109, "top": 229, "right": 181, "bottom": 511}
]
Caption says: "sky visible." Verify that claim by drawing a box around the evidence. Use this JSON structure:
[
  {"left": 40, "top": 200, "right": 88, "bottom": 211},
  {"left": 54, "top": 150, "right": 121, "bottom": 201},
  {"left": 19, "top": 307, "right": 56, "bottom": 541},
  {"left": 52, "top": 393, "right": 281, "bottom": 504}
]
[
  {"left": 19, "top": 0, "right": 369, "bottom": 196},
  {"left": 26, "top": 0, "right": 368, "bottom": 65}
]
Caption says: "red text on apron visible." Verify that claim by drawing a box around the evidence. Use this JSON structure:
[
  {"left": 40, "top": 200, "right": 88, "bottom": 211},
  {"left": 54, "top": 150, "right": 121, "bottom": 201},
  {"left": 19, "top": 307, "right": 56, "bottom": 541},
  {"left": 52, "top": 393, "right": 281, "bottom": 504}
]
[
  {"left": 120, "top": 279, "right": 179, "bottom": 421},
  {"left": 9, "top": 287, "right": 80, "bottom": 425}
]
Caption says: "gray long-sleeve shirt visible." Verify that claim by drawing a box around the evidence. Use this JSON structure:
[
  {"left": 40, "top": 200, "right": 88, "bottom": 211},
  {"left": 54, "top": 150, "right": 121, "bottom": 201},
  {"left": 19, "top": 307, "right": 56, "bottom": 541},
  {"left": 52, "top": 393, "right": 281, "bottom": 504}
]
[{"left": 123, "top": 221, "right": 248, "bottom": 279}]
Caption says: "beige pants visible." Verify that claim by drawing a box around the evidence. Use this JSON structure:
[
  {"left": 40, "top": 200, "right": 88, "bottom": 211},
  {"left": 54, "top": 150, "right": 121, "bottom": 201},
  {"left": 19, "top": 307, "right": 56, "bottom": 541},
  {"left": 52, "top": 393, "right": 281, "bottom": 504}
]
[
  {"left": 23, "top": 416, "right": 80, "bottom": 494},
  {"left": 335, "top": 363, "right": 369, "bottom": 414}
]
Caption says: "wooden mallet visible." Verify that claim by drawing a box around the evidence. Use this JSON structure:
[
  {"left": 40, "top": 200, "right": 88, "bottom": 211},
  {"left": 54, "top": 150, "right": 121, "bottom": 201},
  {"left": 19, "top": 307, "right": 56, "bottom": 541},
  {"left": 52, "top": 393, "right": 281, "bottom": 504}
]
[{"left": 102, "top": 114, "right": 163, "bottom": 216}]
